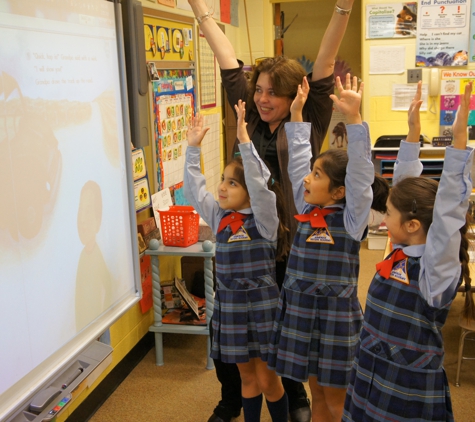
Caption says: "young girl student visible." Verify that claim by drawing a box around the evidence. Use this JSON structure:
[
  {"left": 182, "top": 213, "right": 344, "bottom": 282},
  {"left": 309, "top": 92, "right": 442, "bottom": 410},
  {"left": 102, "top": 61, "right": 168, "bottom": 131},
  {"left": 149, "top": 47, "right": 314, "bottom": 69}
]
[
  {"left": 183, "top": 106, "right": 290, "bottom": 422},
  {"left": 343, "top": 82, "right": 474, "bottom": 422},
  {"left": 267, "top": 74, "right": 389, "bottom": 422}
]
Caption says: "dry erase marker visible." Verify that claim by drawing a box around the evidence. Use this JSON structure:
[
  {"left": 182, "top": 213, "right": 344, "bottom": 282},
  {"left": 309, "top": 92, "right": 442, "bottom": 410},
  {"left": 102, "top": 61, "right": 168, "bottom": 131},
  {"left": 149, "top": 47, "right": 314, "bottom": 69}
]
[{"left": 62, "top": 368, "right": 83, "bottom": 389}]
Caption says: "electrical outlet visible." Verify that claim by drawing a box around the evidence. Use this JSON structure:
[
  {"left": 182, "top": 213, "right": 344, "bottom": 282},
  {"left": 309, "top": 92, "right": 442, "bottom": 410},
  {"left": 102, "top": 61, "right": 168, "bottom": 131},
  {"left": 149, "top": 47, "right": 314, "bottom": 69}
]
[{"left": 407, "top": 69, "right": 422, "bottom": 83}]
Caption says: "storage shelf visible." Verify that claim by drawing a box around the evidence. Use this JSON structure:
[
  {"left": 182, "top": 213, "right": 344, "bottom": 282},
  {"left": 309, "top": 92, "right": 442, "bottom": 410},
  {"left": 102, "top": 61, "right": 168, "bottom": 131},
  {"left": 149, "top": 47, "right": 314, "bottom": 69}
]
[{"left": 372, "top": 147, "right": 445, "bottom": 186}]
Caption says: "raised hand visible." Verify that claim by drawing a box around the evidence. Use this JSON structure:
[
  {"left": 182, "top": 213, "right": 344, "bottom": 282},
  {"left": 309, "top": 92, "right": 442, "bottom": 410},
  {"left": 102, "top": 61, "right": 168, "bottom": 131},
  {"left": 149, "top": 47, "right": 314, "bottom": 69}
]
[
  {"left": 234, "top": 100, "right": 251, "bottom": 144},
  {"left": 329, "top": 73, "right": 363, "bottom": 125},
  {"left": 406, "top": 80, "right": 423, "bottom": 143},
  {"left": 290, "top": 76, "right": 310, "bottom": 122},
  {"left": 452, "top": 82, "right": 472, "bottom": 150},
  {"left": 187, "top": 114, "right": 209, "bottom": 147}
]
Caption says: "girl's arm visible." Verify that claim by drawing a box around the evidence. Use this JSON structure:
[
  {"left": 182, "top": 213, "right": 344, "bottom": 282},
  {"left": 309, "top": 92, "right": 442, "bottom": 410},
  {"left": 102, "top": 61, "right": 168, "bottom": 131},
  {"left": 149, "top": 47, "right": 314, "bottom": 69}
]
[
  {"left": 188, "top": 0, "right": 239, "bottom": 70},
  {"left": 240, "top": 143, "right": 278, "bottom": 241},
  {"left": 311, "top": 0, "right": 354, "bottom": 82},
  {"left": 286, "top": 122, "right": 312, "bottom": 213},
  {"left": 393, "top": 81, "right": 424, "bottom": 184},
  {"left": 331, "top": 75, "right": 373, "bottom": 240},
  {"left": 286, "top": 77, "right": 312, "bottom": 213},
  {"left": 235, "top": 100, "right": 278, "bottom": 240},
  {"left": 420, "top": 83, "right": 474, "bottom": 307},
  {"left": 183, "top": 116, "right": 223, "bottom": 233}
]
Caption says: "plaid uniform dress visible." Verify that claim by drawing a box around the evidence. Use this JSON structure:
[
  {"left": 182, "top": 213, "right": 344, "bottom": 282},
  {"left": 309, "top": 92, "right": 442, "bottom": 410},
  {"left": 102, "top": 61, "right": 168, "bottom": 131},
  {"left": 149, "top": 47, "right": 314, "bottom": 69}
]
[
  {"left": 211, "top": 213, "right": 280, "bottom": 364},
  {"left": 343, "top": 250, "right": 459, "bottom": 422},
  {"left": 267, "top": 206, "right": 363, "bottom": 386}
]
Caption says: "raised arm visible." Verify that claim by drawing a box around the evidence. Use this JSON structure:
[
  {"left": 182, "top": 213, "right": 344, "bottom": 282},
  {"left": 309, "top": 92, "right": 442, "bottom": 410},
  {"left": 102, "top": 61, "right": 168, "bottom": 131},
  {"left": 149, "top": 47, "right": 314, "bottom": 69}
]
[
  {"left": 421, "top": 81, "right": 473, "bottom": 307},
  {"left": 453, "top": 82, "right": 472, "bottom": 150},
  {"left": 290, "top": 76, "right": 309, "bottom": 123},
  {"left": 329, "top": 73, "right": 363, "bottom": 125},
  {"left": 188, "top": 0, "right": 239, "bottom": 70},
  {"left": 312, "top": 0, "right": 355, "bottom": 82},
  {"left": 331, "top": 75, "right": 373, "bottom": 240},
  {"left": 406, "top": 80, "right": 423, "bottom": 144},
  {"left": 183, "top": 114, "right": 222, "bottom": 232},
  {"left": 234, "top": 99, "right": 251, "bottom": 144},
  {"left": 393, "top": 81, "right": 424, "bottom": 184}
]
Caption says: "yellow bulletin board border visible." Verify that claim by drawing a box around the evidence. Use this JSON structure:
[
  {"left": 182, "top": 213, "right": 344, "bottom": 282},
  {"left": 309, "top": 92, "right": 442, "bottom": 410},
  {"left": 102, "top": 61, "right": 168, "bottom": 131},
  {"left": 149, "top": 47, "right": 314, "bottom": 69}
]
[{"left": 143, "top": 8, "right": 196, "bottom": 68}]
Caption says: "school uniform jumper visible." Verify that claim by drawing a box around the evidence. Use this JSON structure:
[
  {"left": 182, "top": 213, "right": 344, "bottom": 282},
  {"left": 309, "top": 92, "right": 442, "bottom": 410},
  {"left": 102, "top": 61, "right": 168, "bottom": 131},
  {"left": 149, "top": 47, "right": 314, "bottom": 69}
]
[
  {"left": 267, "top": 122, "right": 374, "bottom": 386},
  {"left": 183, "top": 142, "right": 280, "bottom": 364},
  {"left": 343, "top": 141, "right": 474, "bottom": 422}
]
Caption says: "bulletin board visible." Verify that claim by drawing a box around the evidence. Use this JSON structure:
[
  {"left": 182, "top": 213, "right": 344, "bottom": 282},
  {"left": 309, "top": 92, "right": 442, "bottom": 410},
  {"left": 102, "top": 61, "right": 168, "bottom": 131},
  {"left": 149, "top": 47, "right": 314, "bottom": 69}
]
[
  {"left": 152, "top": 71, "right": 195, "bottom": 194},
  {"left": 199, "top": 33, "right": 217, "bottom": 108},
  {"left": 143, "top": 9, "right": 197, "bottom": 203},
  {"left": 143, "top": 9, "right": 195, "bottom": 63},
  {"left": 439, "top": 70, "right": 475, "bottom": 138},
  {"left": 143, "top": 8, "right": 222, "bottom": 207}
]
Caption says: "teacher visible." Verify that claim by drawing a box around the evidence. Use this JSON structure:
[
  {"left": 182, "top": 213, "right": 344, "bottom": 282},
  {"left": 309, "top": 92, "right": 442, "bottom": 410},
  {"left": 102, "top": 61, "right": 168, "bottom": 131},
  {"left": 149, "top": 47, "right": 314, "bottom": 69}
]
[{"left": 187, "top": 1, "right": 355, "bottom": 422}]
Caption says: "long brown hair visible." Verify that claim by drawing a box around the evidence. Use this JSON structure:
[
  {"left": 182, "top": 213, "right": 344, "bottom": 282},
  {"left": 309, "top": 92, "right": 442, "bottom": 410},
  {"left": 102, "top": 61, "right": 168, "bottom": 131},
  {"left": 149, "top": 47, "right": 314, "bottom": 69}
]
[
  {"left": 228, "top": 156, "right": 290, "bottom": 261},
  {"left": 390, "top": 177, "right": 473, "bottom": 316}
]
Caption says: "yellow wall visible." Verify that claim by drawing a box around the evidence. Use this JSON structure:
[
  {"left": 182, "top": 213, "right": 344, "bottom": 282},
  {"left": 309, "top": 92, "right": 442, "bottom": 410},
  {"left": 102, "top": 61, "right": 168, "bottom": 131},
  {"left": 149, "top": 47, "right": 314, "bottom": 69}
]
[
  {"left": 279, "top": 1, "right": 362, "bottom": 78},
  {"left": 362, "top": 0, "right": 475, "bottom": 142}
]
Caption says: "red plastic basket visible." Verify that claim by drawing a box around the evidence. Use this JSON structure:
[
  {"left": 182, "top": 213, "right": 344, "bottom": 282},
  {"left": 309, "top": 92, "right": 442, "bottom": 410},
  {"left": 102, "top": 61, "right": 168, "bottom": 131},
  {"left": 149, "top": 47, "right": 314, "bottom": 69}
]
[{"left": 159, "top": 206, "right": 199, "bottom": 247}]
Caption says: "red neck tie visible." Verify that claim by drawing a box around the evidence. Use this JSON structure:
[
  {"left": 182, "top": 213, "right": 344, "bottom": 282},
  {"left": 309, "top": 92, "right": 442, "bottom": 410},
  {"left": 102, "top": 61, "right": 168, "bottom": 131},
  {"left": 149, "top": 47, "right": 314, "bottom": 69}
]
[
  {"left": 294, "top": 207, "right": 339, "bottom": 228},
  {"left": 375, "top": 248, "right": 408, "bottom": 279},
  {"left": 217, "top": 212, "right": 247, "bottom": 234}
]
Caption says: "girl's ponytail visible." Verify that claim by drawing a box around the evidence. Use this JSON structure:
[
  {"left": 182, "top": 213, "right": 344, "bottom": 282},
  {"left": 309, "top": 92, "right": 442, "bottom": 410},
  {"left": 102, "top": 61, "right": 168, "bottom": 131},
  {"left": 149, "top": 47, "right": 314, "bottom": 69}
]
[
  {"left": 268, "top": 178, "right": 290, "bottom": 261},
  {"left": 460, "top": 216, "right": 475, "bottom": 323}
]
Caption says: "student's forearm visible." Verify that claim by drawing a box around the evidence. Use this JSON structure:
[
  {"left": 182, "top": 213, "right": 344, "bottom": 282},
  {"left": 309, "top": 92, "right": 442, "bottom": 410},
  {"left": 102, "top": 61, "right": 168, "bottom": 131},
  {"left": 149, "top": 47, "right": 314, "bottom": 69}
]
[
  {"left": 312, "top": 0, "right": 354, "bottom": 81},
  {"left": 405, "top": 124, "right": 421, "bottom": 143},
  {"left": 188, "top": 0, "right": 238, "bottom": 69}
]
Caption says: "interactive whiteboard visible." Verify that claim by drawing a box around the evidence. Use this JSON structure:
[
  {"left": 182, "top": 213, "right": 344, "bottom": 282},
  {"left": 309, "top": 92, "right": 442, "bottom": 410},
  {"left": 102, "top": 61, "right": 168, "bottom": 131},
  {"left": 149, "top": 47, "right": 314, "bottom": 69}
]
[{"left": 0, "top": 0, "right": 140, "bottom": 419}]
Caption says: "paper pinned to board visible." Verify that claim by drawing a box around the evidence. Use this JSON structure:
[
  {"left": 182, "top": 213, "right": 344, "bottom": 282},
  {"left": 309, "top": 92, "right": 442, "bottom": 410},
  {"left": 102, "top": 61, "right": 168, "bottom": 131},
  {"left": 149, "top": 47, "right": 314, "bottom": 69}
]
[{"left": 392, "top": 84, "right": 428, "bottom": 111}]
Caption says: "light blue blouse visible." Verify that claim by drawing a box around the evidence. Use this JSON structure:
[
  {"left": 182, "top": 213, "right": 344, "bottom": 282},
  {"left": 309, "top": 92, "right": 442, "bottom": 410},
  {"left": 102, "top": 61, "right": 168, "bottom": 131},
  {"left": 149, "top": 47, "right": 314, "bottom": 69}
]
[
  {"left": 284, "top": 121, "right": 374, "bottom": 242},
  {"left": 393, "top": 140, "right": 473, "bottom": 307},
  {"left": 183, "top": 142, "right": 279, "bottom": 241}
]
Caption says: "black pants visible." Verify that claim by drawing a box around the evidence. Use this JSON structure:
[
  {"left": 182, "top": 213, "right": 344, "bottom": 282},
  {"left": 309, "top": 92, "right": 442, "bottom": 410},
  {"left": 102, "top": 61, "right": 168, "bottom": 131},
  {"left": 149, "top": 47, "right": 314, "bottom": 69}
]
[
  {"left": 210, "top": 260, "right": 308, "bottom": 420},
  {"left": 211, "top": 347, "right": 308, "bottom": 418}
]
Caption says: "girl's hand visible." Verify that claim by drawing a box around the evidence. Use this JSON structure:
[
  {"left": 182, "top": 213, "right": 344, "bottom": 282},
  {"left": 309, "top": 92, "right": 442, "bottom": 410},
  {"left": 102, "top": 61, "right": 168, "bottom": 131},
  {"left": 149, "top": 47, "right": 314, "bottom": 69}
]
[
  {"left": 406, "top": 80, "right": 423, "bottom": 143},
  {"left": 187, "top": 114, "right": 209, "bottom": 147},
  {"left": 329, "top": 73, "right": 363, "bottom": 125},
  {"left": 234, "top": 100, "right": 251, "bottom": 143},
  {"left": 290, "top": 76, "right": 309, "bottom": 122},
  {"left": 453, "top": 82, "right": 472, "bottom": 150}
]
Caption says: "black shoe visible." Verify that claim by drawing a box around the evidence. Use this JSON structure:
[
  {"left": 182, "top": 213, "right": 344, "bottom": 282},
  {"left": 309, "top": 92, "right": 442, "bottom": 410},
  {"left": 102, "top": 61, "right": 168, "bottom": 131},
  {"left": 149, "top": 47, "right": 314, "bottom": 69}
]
[
  {"left": 207, "top": 413, "right": 229, "bottom": 422},
  {"left": 288, "top": 399, "right": 311, "bottom": 422},
  {"left": 207, "top": 411, "right": 239, "bottom": 422}
]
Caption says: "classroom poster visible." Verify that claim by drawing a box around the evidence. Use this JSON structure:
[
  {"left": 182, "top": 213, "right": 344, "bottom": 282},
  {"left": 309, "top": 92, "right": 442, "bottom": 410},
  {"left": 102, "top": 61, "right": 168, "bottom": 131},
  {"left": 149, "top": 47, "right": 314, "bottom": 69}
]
[
  {"left": 470, "top": 0, "right": 475, "bottom": 61},
  {"left": 199, "top": 33, "right": 217, "bottom": 108},
  {"left": 416, "top": 0, "right": 469, "bottom": 67},
  {"left": 143, "top": 15, "right": 194, "bottom": 63},
  {"left": 365, "top": 3, "right": 417, "bottom": 39},
  {"left": 328, "top": 110, "right": 348, "bottom": 150},
  {"left": 152, "top": 70, "right": 195, "bottom": 192},
  {"left": 439, "top": 70, "right": 475, "bottom": 138}
]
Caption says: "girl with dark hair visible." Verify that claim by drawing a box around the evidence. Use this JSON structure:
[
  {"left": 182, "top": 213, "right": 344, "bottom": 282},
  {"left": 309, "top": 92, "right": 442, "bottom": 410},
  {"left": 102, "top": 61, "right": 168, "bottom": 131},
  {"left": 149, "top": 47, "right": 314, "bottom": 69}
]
[
  {"left": 268, "top": 74, "right": 388, "bottom": 422},
  {"left": 184, "top": 106, "right": 290, "bottom": 422},
  {"left": 343, "top": 81, "right": 473, "bottom": 422},
  {"left": 187, "top": 2, "right": 355, "bottom": 420}
]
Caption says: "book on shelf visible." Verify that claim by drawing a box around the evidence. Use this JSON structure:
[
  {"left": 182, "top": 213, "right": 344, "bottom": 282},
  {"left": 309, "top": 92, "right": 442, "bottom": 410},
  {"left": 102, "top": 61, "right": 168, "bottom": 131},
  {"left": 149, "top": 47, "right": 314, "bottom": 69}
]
[
  {"left": 161, "top": 277, "right": 206, "bottom": 325},
  {"left": 161, "top": 294, "right": 206, "bottom": 326}
]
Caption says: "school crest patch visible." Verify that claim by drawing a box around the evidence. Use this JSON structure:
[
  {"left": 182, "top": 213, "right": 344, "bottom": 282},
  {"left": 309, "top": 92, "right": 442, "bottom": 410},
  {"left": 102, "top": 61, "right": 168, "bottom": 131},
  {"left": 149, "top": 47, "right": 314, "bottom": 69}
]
[
  {"left": 389, "top": 258, "right": 409, "bottom": 284},
  {"left": 228, "top": 226, "right": 251, "bottom": 242},
  {"left": 306, "top": 227, "right": 334, "bottom": 244}
]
